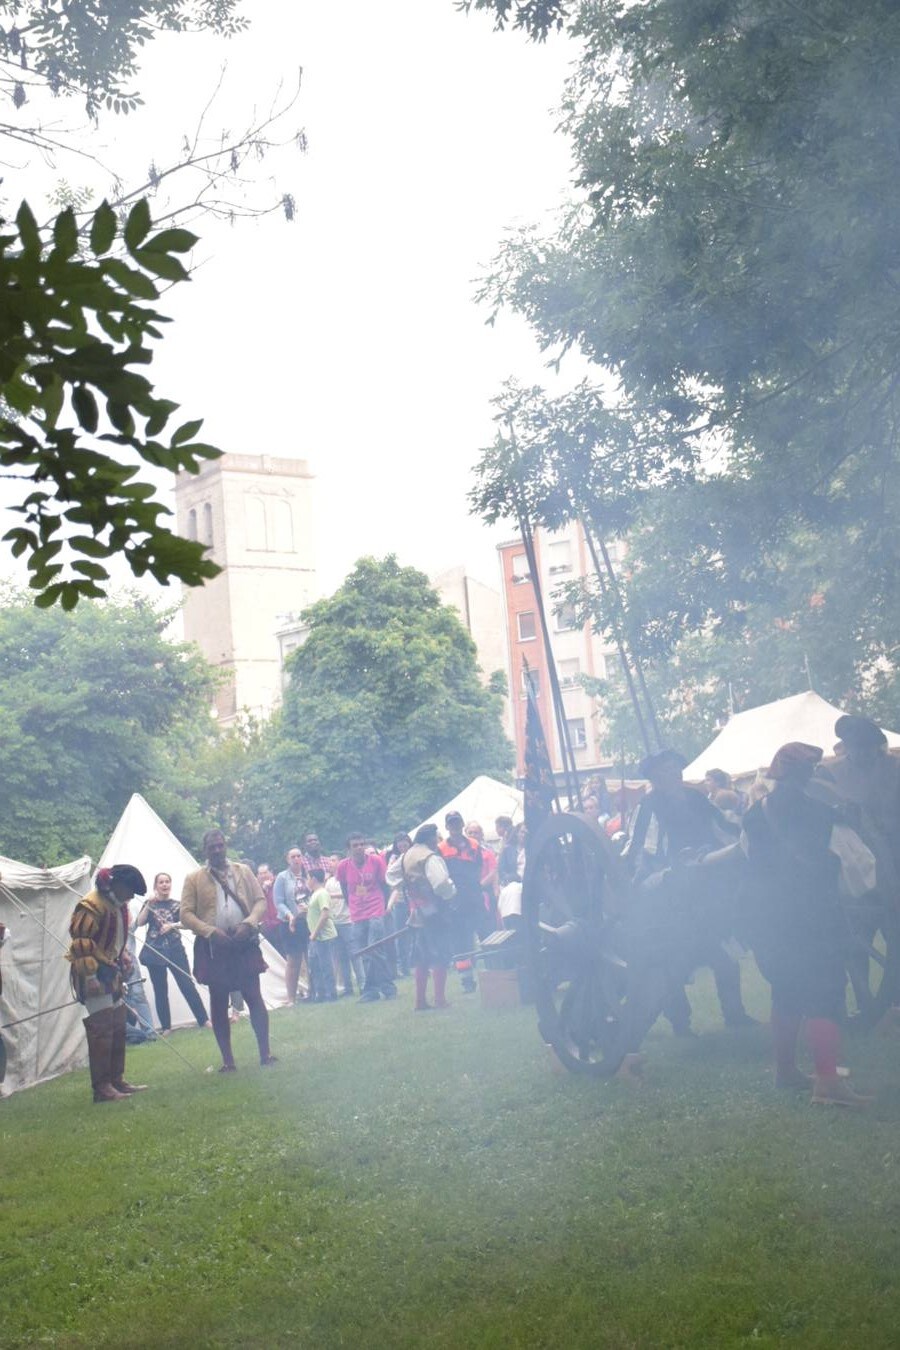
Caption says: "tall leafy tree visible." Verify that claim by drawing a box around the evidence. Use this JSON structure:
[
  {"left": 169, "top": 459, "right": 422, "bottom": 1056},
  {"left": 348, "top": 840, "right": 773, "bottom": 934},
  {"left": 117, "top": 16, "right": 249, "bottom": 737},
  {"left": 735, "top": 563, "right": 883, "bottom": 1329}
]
[
  {"left": 240, "top": 556, "right": 513, "bottom": 859},
  {"left": 0, "top": 587, "right": 225, "bottom": 863},
  {"left": 469, "top": 0, "right": 900, "bottom": 740}
]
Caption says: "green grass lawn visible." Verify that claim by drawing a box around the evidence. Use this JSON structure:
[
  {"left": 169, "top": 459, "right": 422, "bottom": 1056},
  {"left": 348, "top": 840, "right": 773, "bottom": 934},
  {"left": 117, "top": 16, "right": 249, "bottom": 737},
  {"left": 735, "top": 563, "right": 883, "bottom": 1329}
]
[{"left": 2, "top": 962, "right": 900, "bottom": 1349}]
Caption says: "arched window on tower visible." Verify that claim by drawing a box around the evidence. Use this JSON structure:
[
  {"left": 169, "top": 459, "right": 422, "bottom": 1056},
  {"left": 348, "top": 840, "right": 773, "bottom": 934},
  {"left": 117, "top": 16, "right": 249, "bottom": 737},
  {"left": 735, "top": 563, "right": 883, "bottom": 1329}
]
[
  {"left": 245, "top": 495, "right": 267, "bottom": 549},
  {"left": 202, "top": 502, "right": 214, "bottom": 548},
  {"left": 270, "top": 498, "right": 294, "bottom": 552},
  {"left": 187, "top": 508, "right": 198, "bottom": 541}
]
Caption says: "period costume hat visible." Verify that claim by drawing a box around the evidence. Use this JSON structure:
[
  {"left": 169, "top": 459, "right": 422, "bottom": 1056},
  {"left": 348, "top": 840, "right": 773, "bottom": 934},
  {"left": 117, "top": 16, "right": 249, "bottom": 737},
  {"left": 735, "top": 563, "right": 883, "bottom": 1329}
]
[
  {"left": 834, "top": 715, "right": 888, "bottom": 750},
  {"left": 639, "top": 748, "right": 687, "bottom": 780},
  {"left": 96, "top": 863, "right": 147, "bottom": 897},
  {"left": 767, "top": 742, "right": 823, "bottom": 780}
]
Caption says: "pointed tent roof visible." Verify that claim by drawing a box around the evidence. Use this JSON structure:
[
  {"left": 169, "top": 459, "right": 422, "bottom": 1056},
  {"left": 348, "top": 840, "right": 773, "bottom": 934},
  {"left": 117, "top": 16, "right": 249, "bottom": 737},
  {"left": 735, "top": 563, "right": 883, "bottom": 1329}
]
[
  {"left": 417, "top": 775, "right": 523, "bottom": 845},
  {"left": 683, "top": 690, "right": 900, "bottom": 782},
  {"left": 99, "top": 792, "right": 199, "bottom": 902},
  {"left": 100, "top": 794, "right": 287, "bottom": 1021}
]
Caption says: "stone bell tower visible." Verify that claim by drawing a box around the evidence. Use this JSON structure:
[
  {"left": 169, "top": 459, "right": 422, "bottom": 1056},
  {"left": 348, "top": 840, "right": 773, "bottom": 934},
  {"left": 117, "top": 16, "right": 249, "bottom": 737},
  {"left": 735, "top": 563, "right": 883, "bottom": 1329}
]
[{"left": 175, "top": 453, "right": 317, "bottom": 723}]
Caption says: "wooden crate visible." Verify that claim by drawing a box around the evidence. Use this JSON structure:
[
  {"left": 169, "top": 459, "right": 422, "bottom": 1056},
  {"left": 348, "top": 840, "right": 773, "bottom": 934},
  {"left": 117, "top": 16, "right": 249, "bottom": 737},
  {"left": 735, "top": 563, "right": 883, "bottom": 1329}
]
[{"left": 478, "top": 967, "right": 521, "bottom": 1010}]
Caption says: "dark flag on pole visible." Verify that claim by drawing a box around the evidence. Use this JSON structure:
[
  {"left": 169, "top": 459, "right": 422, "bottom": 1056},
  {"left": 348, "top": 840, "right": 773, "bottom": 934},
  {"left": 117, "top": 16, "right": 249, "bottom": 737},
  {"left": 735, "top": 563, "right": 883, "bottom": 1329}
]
[{"left": 523, "top": 666, "right": 557, "bottom": 835}]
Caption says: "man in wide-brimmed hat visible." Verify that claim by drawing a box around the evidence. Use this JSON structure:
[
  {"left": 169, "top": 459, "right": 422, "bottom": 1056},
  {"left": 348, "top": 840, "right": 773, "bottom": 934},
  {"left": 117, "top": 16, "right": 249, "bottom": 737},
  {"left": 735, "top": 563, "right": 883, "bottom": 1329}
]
[
  {"left": 66, "top": 863, "right": 150, "bottom": 1103},
  {"left": 738, "top": 741, "right": 873, "bottom": 1106},
  {"left": 825, "top": 714, "right": 900, "bottom": 901}
]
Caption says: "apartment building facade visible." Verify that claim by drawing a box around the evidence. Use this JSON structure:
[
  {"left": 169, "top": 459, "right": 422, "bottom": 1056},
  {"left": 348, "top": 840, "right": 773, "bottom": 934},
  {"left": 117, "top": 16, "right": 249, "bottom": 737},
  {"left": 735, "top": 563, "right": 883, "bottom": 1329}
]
[{"left": 498, "top": 521, "right": 619, "bottom": 779}]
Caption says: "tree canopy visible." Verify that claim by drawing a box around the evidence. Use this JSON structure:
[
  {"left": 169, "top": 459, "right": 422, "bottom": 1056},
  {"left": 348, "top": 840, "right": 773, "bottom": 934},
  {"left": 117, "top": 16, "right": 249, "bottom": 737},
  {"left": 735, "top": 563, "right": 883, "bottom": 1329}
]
[
  {"left": 240, "top": 556, "right": 514, "bottom": 858},
  {"left": 0, "top": 587, "right": 228, "bottom": 863},
  {"left": 460, "top": 1, "right": 568, "bottom": 41},
  {"left": 0, "top": 1, "right": 246, "bottom": 115},
  {"left": 471, "top": 0, "right": 900, "bottom": 743}
]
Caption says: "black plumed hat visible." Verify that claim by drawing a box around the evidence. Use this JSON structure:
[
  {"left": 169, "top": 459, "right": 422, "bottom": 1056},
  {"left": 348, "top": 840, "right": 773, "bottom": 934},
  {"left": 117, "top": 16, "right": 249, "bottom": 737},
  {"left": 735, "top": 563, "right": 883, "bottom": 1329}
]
[{"left": 96, "top": 863, "right": 147, "bottom": 896}]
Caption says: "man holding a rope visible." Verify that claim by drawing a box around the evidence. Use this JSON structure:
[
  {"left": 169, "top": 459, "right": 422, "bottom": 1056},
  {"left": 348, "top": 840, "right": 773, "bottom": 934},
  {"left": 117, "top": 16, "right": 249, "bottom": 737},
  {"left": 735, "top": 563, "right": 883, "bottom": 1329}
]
[{"left": 181, "top": 829, "right": 277, "bottom": 1073}]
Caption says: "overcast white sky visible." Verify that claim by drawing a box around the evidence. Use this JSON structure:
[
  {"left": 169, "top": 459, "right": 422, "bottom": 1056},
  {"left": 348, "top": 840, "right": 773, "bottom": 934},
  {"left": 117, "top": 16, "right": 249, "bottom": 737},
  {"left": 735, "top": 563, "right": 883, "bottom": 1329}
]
[{"left": 7, "top": 1, "right": 587, "bottom": 598}]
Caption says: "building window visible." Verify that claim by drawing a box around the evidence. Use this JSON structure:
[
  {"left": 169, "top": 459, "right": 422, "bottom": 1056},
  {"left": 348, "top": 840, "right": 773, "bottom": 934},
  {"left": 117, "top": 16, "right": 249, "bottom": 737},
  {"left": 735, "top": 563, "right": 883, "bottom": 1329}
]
[
  {"left": 547, "top": 539, "right": 573, "bottom": 575},
  {"left": 270, "top": 498, "right": 294, "bottom": 552},
  {"left": 201, "top": 502, "right": 214, "bottom": 548},
  {"left": 187, "top": 508, "right": 197, "bottom": 542},
  {"left": 517, "top": 610, "right": 537, "bottom": 641},
  {"left": 559, "top": 657, "right": 581, "bottom": 688},
  {"left": 521, "top": 667, "right": 541, "bottom": 699},
  {"left": 567, "top": 717, "right": 588, "bottom": 750},
  {"left": 245, "top": 495, "right": 267, "bottom": 549},
  {"left": 554, "top": 601, "right": 578, "bottom": 632},
  {"left": 512, "top": 553, "right": 531, "bottom": 584}
]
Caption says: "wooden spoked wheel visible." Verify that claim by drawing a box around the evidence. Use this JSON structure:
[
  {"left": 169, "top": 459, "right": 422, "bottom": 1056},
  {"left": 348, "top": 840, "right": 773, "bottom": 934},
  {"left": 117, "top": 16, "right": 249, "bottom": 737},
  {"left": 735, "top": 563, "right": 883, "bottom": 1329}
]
[
  {"left": 522, "top": 812, "right": 648, "bottom": 1077},
  {"left": 843, "top": 891, "right": 900, "bottom": 1028}
]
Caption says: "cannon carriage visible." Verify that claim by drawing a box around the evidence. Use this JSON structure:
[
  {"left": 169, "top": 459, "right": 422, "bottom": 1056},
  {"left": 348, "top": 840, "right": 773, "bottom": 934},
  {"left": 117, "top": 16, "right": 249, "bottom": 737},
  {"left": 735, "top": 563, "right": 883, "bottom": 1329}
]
[{"left": 521, "top": 810, "right": 900, "bottom": 1076}]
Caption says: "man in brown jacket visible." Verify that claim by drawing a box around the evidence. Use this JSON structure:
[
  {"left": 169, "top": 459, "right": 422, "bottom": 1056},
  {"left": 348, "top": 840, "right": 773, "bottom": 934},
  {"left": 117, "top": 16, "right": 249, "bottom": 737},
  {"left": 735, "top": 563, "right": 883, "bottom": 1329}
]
[{"left": 181, "top": 829, "right": 276, "bottom": 1072}]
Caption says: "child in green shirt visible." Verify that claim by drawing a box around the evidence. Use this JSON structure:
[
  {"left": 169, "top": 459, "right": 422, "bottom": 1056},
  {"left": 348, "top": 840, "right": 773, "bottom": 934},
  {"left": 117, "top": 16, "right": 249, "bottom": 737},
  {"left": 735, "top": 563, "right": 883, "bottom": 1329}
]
[{"left": 306, "top": 868, "right": 338, "bottom": 1001}]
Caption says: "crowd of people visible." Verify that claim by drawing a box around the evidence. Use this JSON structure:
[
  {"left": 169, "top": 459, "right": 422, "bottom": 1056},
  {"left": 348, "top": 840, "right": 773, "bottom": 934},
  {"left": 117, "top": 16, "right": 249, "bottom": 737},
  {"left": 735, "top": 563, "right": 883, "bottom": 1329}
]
[
  {"left": 64, "top": 814, "right": 525, "bottom": 1097},
  {"left": 61, "top": 711, "right": 899, "bottom": 1107},
  {"left": 613, "top": 713, "right": 900, "bottom": 1107}
]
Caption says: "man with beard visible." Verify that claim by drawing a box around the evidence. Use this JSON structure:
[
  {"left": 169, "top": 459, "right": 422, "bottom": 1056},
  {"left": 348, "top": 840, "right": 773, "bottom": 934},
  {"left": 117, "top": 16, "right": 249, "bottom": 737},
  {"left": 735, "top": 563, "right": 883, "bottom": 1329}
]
[{"left": 181, "top": 829, "right": 275, "bottom": 1072}]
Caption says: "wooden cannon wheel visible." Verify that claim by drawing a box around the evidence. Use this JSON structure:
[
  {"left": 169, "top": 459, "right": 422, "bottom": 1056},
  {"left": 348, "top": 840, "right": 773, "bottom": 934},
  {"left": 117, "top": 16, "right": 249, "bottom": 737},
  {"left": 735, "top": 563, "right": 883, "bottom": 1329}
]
[
  {"left": 842, "top": 889, "right": 900, "bottom": 1028},
  {"left": 522, "top": 811, "right": 648, "bottom": 1077}
]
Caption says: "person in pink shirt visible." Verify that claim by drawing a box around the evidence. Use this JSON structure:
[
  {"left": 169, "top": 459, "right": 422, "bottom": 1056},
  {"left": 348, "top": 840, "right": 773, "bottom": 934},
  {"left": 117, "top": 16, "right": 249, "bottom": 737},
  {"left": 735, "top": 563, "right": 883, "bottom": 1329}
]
[{"left": 336, "top": 832, "right": 397, "bottom": 1003}]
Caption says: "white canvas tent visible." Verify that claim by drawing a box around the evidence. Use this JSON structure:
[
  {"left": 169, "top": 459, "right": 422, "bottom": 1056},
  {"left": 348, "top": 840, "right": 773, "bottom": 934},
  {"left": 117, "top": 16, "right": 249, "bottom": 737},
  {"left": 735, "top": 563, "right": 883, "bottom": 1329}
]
[
  {"left": 416, "top": 775, "right": 523, "bottom": 845},
  {"left": 0, "top": 797, "right": 289, "bottom": 1095},
  {"left": 0, "top": 854, "right": 92, "bottom": 1097},
  {"left": 684, "top": 690, "right": 900, "bottom": 783},
  {"left": 99, "top": 794, "right": 288, "bottom": 1027}
]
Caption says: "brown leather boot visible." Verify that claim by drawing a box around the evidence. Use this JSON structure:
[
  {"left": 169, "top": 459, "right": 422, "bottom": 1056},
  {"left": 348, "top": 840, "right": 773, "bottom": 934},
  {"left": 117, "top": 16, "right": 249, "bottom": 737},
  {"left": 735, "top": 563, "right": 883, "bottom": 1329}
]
[
  {"left": 110, "top": 1002, "right": 148, "bottom": 1094},
  {"left": 811, "top": 1075, "right": 874, "bottom": 1108},
  {"left": 84, "top": 1009, "right": 126, "bottom": 1103}
]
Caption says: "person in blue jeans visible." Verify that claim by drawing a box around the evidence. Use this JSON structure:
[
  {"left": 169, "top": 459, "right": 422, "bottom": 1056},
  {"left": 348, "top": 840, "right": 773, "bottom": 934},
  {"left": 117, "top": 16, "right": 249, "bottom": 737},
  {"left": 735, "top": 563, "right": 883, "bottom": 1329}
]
[
  {"left": 336, "top": 834, "right": 397, "bottom": 1003},
  {"left": 306, "top": 868, "right": 338, "bottom": 1001}
]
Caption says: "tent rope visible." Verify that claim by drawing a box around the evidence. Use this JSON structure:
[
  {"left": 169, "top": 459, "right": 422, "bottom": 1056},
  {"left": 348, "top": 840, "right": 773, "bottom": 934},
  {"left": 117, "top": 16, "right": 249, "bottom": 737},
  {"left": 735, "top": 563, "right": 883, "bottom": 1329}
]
[{"left": 0, "top": 880, "right": 200, "bottom": 1075}]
